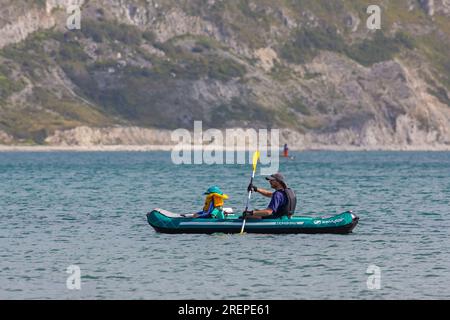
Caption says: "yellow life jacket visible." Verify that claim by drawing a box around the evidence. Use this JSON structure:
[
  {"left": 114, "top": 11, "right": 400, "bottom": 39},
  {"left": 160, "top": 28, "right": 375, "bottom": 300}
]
[{"left": 203, "top": 193, "right": 229, "bottom": 212}]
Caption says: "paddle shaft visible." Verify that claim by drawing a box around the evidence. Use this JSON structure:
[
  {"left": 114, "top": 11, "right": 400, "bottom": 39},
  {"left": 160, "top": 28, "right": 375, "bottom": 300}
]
[{"left": 240, "top": 170, "right": 256, "bottom": 234}]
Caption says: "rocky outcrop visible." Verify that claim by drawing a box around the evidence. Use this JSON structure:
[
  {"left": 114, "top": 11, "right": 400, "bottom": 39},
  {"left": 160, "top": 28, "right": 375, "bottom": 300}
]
[
  {"left": 420, "top": 0, "right": 435, "bottom": 16},
  {"left": 419, "top": 0, "right": 450, "bottom": 16},
  {"left": 45, "top": 126, "right": 174, "bottom": 146},
  {"left": 0, "top": 130, "right": 14, "bottom": 144},
  {"left": 154, "top": 9, "right": 220, "bottom": 43},
  {"left": 42, "top": 123, "right": 450, "bottom": 150},
  {"left": 253, "top": 47, "right": 279, "bottom": 71},
  {"left": 0, "top": 1, "right": 84, "bottom": 49},
  {"left": 46, "top": 0, "right": 85, "bottom": 13},
  {"left": 288, "top": 116, "right": 450, "bottom": 149},
  {"left": 0, "top": 8, "right": 55, "bottom": 49}
]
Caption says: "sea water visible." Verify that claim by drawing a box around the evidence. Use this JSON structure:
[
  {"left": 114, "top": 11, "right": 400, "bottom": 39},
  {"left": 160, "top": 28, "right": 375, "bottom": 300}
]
[{"left": 0, "top": 151, "right": 449, "bottom": 299}]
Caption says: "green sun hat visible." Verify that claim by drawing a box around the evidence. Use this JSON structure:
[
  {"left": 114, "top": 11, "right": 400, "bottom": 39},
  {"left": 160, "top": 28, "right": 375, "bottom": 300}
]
[{"left": 204, "top": 186, "right": 224, "bottom": 195}]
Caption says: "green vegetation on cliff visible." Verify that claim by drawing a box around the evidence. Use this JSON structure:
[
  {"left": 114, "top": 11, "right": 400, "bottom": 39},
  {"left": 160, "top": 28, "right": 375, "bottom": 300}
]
[{"left": 281, "top": 28, "right": 415, "bottom": 66}]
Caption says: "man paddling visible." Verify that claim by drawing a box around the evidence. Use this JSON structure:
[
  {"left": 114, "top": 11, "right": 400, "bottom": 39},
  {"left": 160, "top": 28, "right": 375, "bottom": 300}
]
[{"left": 244, "top": 173, "right": 297, "bottom": 219}]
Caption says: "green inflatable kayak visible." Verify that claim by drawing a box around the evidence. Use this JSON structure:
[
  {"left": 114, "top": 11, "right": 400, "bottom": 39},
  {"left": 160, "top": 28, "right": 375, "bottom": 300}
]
[{"left": 146, "top": 208, "right": 359, "bottom": 234}]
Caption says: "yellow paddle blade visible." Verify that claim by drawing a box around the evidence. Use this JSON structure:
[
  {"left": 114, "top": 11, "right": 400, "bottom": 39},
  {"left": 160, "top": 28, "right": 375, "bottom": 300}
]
[{"left": 252, "top": 151, "right": 260, "bottom": 172}]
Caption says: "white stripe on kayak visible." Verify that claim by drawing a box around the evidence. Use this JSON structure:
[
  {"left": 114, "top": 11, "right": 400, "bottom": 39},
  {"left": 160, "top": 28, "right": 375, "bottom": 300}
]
[{"left": 179, "top": 222, "right": 305, "bottom": 226}]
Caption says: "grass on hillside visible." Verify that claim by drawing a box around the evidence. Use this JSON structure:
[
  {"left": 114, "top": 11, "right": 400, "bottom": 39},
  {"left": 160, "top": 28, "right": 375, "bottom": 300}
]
[{"left": 281, "top": 27, "right": 416, "bottom": 66}]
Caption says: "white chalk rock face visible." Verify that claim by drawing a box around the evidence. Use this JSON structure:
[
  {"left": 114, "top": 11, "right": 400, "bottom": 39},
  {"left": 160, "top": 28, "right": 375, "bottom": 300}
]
[
  {"left": 0, "top": 130, "right": 14, "bottom": 144},
  {"left": 45, "top": 126, "right": 175, "bottom": 146}
]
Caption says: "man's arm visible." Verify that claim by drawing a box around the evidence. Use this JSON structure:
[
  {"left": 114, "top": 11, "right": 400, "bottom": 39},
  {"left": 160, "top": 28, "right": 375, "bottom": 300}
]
[
  {"left": 251, "top": 208, "right": 273, "bottom": 217},
  {"left": 255, "top": 188, "right": 273, "bottom": 198}
]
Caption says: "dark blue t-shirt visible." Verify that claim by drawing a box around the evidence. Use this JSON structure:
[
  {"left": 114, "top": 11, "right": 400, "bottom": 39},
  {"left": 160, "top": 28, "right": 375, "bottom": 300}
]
[{"left": 267, "top": 190, "right": 287, "bottom": 215}]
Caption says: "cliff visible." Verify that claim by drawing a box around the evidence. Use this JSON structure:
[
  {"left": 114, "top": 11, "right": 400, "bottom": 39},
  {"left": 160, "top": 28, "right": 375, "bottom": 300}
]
[{"left": 0, "top": 0, "right": 450, "bottom": 149}]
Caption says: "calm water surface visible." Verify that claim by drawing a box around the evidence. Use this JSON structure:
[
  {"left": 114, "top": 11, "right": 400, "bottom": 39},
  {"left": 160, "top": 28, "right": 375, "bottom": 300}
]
[{"left": 0, "top": 151, "right": 449, "bottom": 299}]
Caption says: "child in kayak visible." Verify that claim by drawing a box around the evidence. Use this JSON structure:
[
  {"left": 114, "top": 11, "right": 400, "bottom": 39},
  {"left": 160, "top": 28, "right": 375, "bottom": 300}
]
[{"left": 182, "top": 186, "right": 229, "bottom": 219}]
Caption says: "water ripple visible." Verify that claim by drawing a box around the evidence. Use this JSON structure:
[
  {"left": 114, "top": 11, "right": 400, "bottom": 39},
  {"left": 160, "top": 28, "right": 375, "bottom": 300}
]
[{"left": 0, "top": 151, "right": 449, "bottom": 299}]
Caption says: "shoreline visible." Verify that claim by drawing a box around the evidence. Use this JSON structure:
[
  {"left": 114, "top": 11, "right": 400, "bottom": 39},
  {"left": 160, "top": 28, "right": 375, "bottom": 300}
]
[{"left": 1, "top": 144, "right": 450, "bottom": 152}]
